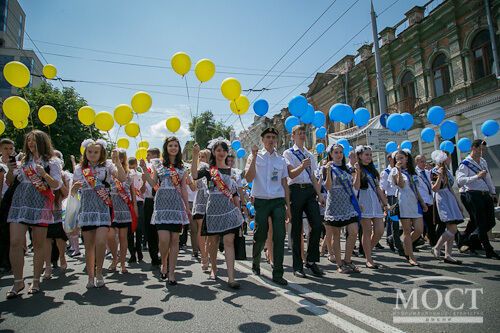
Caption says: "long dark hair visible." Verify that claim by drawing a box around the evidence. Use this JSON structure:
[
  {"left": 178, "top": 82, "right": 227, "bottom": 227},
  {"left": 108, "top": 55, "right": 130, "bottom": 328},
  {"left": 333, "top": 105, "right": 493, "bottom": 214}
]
[
  {"left": 162, "top": 136, "right": 183, "bottom": 169},
  {"left": 327, "top": 145, "right": 347, "bottom": 169},
  {"left": 356, "top": 148, "right": 380, "bottom": 179},
  {"left": 209, "top": 141, "right": 230, "bottom": 167},
  {"left": 396, "top": 150, "right": 416, "bottom": 175},
  {"left": 22, "top": 130, "right": 54, "bottom": 164}
]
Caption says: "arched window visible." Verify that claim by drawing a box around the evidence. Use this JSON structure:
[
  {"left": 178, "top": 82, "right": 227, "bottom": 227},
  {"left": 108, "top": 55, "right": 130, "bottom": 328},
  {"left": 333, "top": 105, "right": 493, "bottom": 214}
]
[
  {"left": 432, "top": 53, "right": 451, "bottom": 97},
  {"left": 400, "top": 71, "right": 416, "bottom": 113},
  {"left": 471, "top": 30, "right": 493, "bottom": 80}
]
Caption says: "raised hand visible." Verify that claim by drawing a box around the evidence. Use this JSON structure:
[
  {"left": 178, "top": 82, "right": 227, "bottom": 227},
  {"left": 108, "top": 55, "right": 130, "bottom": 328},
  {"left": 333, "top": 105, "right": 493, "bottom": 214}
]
[
  {"left": 192, "top": 143, "right": 200, "bottom": 157},
  {"left": 35, "top": 164, "right": 46, "bottom": 177},
  {"left": 251, "top": 145, "right": 259, "bottom": 157},
  {"left": 302, "top": 157, "right": 311, "bottom": 169}
]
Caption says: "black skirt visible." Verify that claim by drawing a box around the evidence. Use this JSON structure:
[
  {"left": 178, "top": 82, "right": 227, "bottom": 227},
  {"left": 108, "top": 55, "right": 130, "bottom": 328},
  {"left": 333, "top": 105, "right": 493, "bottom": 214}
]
[
  {"left": 111, "top": 222, "right": 131, "bottom": 229},
  {"left": 47, "top": 223, "right": 68, "bottom": 240},
  {"left": 201, "top": 217, "right": 239, "bottom": 236},
  {"left": 81, "top": 225, "right": 110, "bottom": 232},
  {"left": 324, "top": 216, "right": 359, "bottom": 228},
  {"left": 155, "top": 223, "right": 183, "bottom": 233}
]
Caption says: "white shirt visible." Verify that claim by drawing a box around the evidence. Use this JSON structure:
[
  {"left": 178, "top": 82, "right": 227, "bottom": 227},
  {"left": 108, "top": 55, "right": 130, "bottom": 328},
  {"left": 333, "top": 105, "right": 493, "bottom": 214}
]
[
  {"left": 456, "top": 155, "right": 496, "bottom": 194},
  {"left": 129, "top": 169, "right": 144, "bottom": 202},
  {"left": 283, "top": 144, "right": 318, "bottom": 185},
  {"left": 231, "top": 168, "right": 243, "bottom": 189},
  {"left": 380, "top": 166, "right": 397, "bottom": 197},
  {"left": 187, "top": 185, "right": 196, "bottom": 202},
  {"left": 247, "top": 148, "right": 288, "bottom": 199},
  {"left": 142, "top": 161, "right": 155, "bottom": 199},
  {"left": 415, "top": 166, "right": 434, "bottom": 205},
  {"left": 0, "top": 162, "right": 7, "bottom": 197}
]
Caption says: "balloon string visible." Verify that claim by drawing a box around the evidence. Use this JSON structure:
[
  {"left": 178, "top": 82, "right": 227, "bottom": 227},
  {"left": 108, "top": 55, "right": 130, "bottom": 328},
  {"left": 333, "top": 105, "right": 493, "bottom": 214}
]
[
  {"left": 22, "top": 90, "right": 34, "bottom": 131},
  {"left": 114, "top": 126, "right": 122, "bottom": 143},
  {"left": 194, "top": 82, "right": 202, "bottom": 143},
  {"left": 135, "top": 113, "right": 144, "bottom": 142},
  {"left": 183, "top": 76, "right": 193, "bottom": 120},
  {"left": 107, "top": 131, "right": 115, "bottom": 150},
  {"left": 238, "top": 114, "right": 247, "bottom": 133}
]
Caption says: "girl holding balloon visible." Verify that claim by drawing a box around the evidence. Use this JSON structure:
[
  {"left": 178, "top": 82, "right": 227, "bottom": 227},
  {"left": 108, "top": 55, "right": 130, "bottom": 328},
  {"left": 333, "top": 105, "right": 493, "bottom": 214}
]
[
  {"left": 6, "top": 130, "right": 63, "bottom": 298},
  {"left": 355, "top": 145, "right": 390, "bottom": 269},
  {"left": 430, "top": 150, "right": 464, "bottom": 265},
  {"left": 107, "top": 149, "right": 138, "bottom": 274},
  {"left": 141, "top": 137, "right": 190, "bottom": 285},
  {"left": 192, "top": 149, "right": 211, "bottom": 272},
  {"left": 191, "top": 138, "right": 243, "bottom": 289},
  {"left": 71, "top": 139, "right": 127, "bottom": 288},
  {"left": 389, "top": 149, "right": 427, "bottom": 267}
]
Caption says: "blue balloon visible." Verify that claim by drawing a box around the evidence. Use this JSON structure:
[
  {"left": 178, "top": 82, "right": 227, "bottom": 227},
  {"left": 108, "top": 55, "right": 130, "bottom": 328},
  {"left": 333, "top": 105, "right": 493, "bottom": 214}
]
[
  {"left": 481, "top": 120, "right": 499, "bottom": 137},
  {"left": 288, "top": 95, "right": 308, "bottom": 117},
  {"left": 353, "top": 107, "right": 370, "bottom": 127},
  {"left": 380, "top": 113, "right": 389, "bottom": 128},
  {"left": 236, "top": 148, "right": 246, "bottom": 158},
  {"left": 247, "top": 181, "right": 253, "bottom": 189},
  {"left": 390, "top": 214, "right": 399, "bottom": 222},
  {"left": 300, "top": 104, "right": 315, "bottom": 124},
  {"left": 457, "top": 137, "right": 472, "bottom": 152},
  {"left": 246, "top": 202, "right": 252, "bottom": 209},
  {"left": 387, "top": 113, "right": 404, "bottom": 132},
  {"left": 253, "top": 99, "right": 269, "bottom": 116},
  {"left": 249, "top": 221, "right": 255, "bottom": 230},
  {"left": 312, "top": 111, "right": 326, "bottom": 128},
  {"left": 400, "top": 140, "right": 412, "bottom": 150},
  {"left": 249, "top": 207, "right": 255, "bottom": 215},
  {"left": 440, "top": 120, "right": 458, "bottom": 140},
  {"left": 316, "top": 143, "right": 325, "bottom": 154},
  {"left": 315, "top": 126, "right": 326, "bottom": 139},
  {"left": 386, "top": 141, "right": 398, "bottom": 153},
  {"left": 336, "top": 138, "right": 349, "bottom": 150},
  {"left": 440, "top": 140, "right": 455, "bottom": 154},
  {"left": 401, "top": 112, "right": 414, "bottom": 130},
  {"left": 345, "top": 145, "right": 353, "bottom": 155},
  {"left": 329, "top": 103, "right": 353, "bottom": 124},
  {"left": 421, "top": 127, "right": 435, "bottom": 143},
  {"left": 231, "top": 140, "right": 241, "bottom": 150},
  {"left": 285, "top": 116, "right": 300, "bottom": 133},
  {"left": 427, "top": 106, "right": 445, "bottom": 125}
]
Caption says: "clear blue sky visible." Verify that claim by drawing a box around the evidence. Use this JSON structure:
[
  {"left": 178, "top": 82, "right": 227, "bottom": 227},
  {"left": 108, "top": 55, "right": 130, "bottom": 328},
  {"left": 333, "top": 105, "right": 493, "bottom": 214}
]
[{"left": 21, "top": 0, "right": 430, "bottom": 152}]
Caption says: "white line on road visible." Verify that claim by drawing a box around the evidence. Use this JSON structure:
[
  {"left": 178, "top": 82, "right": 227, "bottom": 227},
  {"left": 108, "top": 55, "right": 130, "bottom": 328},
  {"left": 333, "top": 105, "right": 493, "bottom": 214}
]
[{"left": 235, "top": 260, "right": 407, "bottom": 333}]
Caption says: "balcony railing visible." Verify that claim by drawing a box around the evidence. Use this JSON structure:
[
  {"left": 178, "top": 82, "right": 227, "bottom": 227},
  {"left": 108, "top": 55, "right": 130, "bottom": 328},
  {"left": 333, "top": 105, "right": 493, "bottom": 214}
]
[{"left": 387, "top": 97, "right": 424, "bottom": 114}]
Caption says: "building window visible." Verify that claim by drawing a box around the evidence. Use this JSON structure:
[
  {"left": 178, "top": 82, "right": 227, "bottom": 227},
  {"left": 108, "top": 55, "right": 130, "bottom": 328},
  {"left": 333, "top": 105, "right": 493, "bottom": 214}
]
[
  {"left": 0, "top": 54, "right": 14, "bottom": 89},
  {"left": 471, "top": 30, "right": 493, "bottom": 80},
  {"left": 0, "top": 0, "right": 7, "bottom": 32},
  {"left": 400, "top": 71, "right": 416, "bottom": 113},
  {"left": 432, "top": 53, "right": 451, "bottom": 97},
  {"left": 17, "top": 14, "right": 23, "bottom": 47}
]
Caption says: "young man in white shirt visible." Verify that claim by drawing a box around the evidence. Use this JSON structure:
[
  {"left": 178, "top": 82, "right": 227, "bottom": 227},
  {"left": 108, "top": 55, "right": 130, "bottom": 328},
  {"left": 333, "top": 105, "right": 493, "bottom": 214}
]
[
  {"left": 0, "top": 138, "right": 15, "bottom": 273},
  {"left": 456, "top": 139, "right": 498, "bottom": 259},
  {"left": 282, "top": 125, "right": 326, "bottom": 278},
  {"left": 245, "top": 127, "right": 290, "bottom": 285},
  {"left": 127, "top": 157, "right": 144, "bottom": 263}
]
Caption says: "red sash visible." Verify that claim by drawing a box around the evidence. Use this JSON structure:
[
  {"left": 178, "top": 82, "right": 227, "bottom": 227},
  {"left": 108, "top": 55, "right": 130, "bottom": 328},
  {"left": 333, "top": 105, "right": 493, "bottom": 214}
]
[
  {"left": 23, "top": 165, "right": 55, "bottom": 224},
  {"left": 82, "top": 166, "right": 114, "bottom": 220},
  {"left": 114, "top": 178, "right": 138, "bottom": 232},
  {"left": 147, "top": 167, "right": 160, "bottom": 192},
  {"left": 169, "top": 165, "right": 181, "bottom": 188},
  {"left": 210, "top": 166, "right": 233, "bottom": 199}
]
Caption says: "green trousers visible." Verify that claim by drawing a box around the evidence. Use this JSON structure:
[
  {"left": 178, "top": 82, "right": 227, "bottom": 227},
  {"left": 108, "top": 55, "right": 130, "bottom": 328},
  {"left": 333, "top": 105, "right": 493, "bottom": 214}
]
[{"left": 252, "top": 197, "right": 286, "bottom": 279}]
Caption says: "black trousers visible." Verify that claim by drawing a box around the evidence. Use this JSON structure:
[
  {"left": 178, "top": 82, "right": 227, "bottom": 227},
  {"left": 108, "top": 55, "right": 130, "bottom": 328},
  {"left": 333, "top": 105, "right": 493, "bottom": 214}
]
[
  {"left": 128, "top": 201, "right": 144, "bottom": 259},
  {"left": 461, "top": 191, "right": 496, "bottom": 252},
  {"left": 144, "top": 198, "right": 159, "bottom": 263},
  {"left": 290, "top": 184, "right": 322, "bottom": 271},
  {"left": 422, "top": 204, "right": 437, "bottom": 246},
  {"left": 0, "top": 215, "right": 10, "bottom": 270}
]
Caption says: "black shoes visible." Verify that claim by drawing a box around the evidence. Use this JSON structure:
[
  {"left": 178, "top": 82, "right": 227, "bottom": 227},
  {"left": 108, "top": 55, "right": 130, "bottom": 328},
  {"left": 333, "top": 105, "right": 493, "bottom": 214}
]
[
  {"left": 305, "top": 263, "right": 325, "bottom": 277},
  {"left": 293, "top": 270, "right": 307, "bottom": 278},
  {"left": 272, "top": 277, "right": 288, "bottom": 286},
  {"left": 128, "top": 256, "right": 137, "bottom": 264},
  {"left": 252, "top": 264, "right": 261, "bottom": 276},
  {"left": 486, "top": 250, "right": 500, "bottom": 259},
  {"left": 375, "top": 242, "right": 385, "bottom": 250}
]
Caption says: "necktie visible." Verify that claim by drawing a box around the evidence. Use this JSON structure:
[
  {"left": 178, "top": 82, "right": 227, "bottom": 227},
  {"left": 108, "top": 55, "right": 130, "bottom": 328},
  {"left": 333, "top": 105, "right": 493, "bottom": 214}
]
[{"left": 421, "top": 170, "right": 432, "bottom": 195}]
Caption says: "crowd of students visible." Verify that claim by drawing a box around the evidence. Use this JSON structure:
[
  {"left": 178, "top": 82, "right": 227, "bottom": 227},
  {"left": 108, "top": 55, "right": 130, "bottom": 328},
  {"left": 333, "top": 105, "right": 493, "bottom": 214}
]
[{"left": 0, "top": 125, "right": 498, "bottom": 299}]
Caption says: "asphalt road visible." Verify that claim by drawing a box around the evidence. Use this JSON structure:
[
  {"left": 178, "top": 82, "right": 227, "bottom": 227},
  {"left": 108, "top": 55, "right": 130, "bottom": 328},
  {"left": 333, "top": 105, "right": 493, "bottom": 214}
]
[{"left": 1, "top": 234, "right": 499, "bottom": 333}]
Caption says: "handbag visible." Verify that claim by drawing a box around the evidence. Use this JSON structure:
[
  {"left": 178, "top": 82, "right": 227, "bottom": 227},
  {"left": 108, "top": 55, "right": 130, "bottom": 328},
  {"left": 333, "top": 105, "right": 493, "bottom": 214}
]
[
  {"left": 234, "top": 227, "right": 247, "bottom": 260},
  {"left": 63, "top": 194, "right": 81, "bottom": 233}
]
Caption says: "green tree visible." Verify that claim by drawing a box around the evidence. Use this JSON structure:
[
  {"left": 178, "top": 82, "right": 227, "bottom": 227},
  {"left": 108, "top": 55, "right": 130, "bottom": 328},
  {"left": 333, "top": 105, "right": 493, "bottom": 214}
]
[
  {"left": 188, "top": 110, "right": 232, "bottom": 148},
  {"left": 1, "top": 82, "right": 103, "bottom": 167}
]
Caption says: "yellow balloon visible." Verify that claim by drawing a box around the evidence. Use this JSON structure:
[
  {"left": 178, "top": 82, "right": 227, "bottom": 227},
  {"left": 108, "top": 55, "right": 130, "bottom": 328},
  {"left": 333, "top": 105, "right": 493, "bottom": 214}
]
[
  {"left": 114, "top": 104, "right": 133, "bottom": 126},
  {"left": 117, "top": 137, "right": 130, "bottom": 149},
  {"left": 3, "top": 61, "right": 30, "bottom": 88},
  {"left": 94, "top": 112, "right": 114, "bottom": 132},
  {"left": 138, "top": 140, "right": 149, "bottom": 149},
  {"left": 166, "top": 116, "right": 181, "bottom": 133},
  {"left": 80, "top": 145, "right": 85, "bottom": 155},
  {"left": 195, "top": 59, "right": 216, "bottom": 83},
  {"left": 78, "top": 106, "right": 95, "bottom": 126},
  {"left": 125, "top": 121, "right": 140, "bottom": 137},
  {"left": 221, "top": 77, "right": 241, "bottom": 100},
  {"left": 171, "top": 52, "right": 191, "bottom": 76},
  {"left": 131, "top": 91, "right": 152, "bottom": 114},
  {"left": 230, "top": 95, "right": 250, "bottom": 115},
  {"left": 38, "top": 105, "right": 57, "bottom": 126},
  {"left": 42, "top": 64, "right": 57, "bottom": 79},
  {"left": 0, "top": 119, "right": 5, "bottom": 135},
  {"left": 13, "top": 118, "right": 28, "bottom": 129},
  {"left": 135, "top": 147, "right": 147, "bottom": 160},
  {"left": 2, "top": 96, "right": 30, "bottom": 121}
]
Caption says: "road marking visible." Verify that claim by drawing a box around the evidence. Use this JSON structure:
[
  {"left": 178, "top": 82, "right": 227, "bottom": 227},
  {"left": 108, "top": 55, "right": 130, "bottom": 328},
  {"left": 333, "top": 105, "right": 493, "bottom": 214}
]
[
  {"left": 235, "top": 260, "right": 406, "bottom": 333},
  {"left": 235, "top": 261, "right": 371, "bottom": 333}
]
